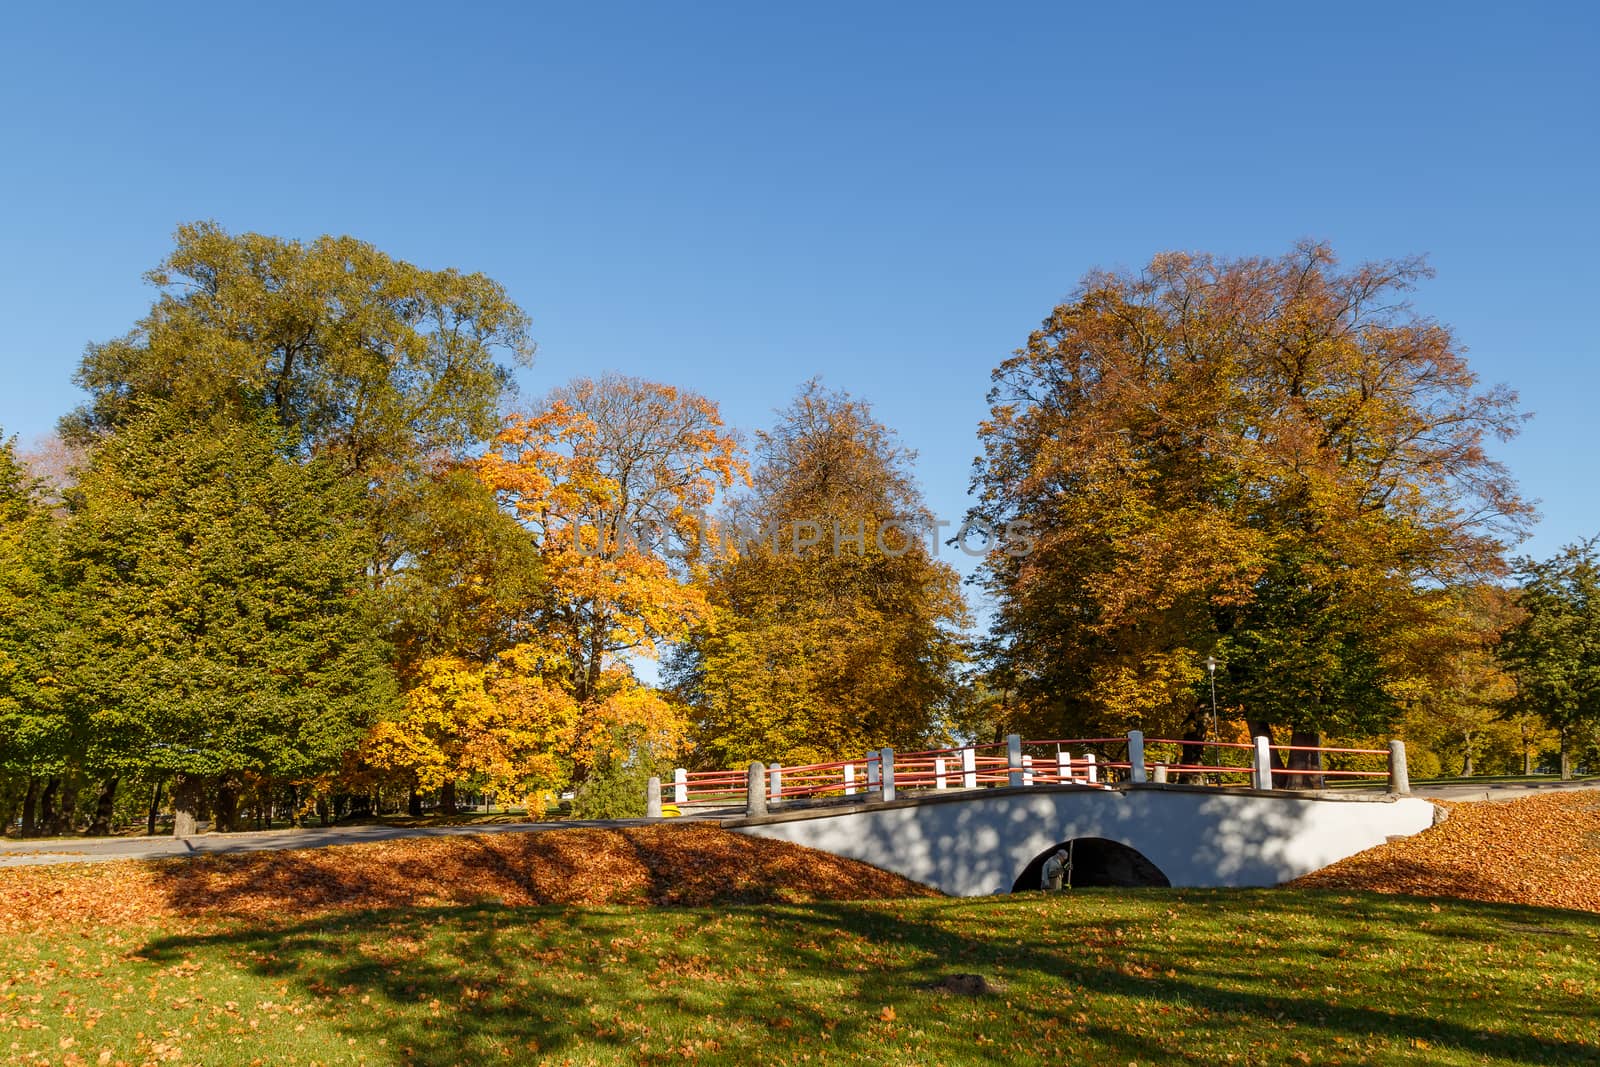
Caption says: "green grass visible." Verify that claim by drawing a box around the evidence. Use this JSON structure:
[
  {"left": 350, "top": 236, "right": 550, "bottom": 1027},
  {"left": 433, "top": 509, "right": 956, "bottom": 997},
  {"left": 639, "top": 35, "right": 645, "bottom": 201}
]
[{"left": 4, "top": 890, "right": 1597, "bottom": 1066}]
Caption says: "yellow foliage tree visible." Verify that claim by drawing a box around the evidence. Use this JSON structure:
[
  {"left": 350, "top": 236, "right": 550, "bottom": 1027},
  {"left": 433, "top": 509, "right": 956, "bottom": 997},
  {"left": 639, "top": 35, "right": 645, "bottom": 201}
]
[
  {"left": 362, "top": 647, "right": 578, "bottom": 813},
  {"left": 671, "top": 382, "right": 969, "bottom": 766}
]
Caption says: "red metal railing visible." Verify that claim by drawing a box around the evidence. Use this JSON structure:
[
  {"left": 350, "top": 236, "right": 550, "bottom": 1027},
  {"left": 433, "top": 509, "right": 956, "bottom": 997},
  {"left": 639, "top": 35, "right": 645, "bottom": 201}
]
[{"left": 671, "top": 734, "right": 1398, "bottom": 807}]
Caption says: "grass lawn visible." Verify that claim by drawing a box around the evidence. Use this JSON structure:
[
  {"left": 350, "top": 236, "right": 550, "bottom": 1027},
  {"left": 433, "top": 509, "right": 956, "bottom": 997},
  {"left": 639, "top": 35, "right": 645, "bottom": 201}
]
[{"left": 3, "top": 889, "right": 1596, "bottom": 1067}]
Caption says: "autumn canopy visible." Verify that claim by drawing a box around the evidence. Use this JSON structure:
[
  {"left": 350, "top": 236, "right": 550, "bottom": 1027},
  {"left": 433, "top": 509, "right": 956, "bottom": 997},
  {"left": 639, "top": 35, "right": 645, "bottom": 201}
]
[{"left": 2, "top": 227, "right": 1595, "bottom": 836}]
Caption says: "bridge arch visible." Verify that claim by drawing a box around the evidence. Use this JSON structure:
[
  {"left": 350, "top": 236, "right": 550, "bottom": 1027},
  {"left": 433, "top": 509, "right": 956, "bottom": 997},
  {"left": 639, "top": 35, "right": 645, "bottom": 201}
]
[
  {"left": 726, "top": 785, "right": 1436, "bottom": 896},
  {"left": 1011, "top": 837, "right": 1171, "bottom": 893}
]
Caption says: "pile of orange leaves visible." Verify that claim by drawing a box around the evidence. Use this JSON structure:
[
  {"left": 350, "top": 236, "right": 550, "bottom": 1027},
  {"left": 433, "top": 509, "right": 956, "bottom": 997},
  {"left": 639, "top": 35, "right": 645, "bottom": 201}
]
[
  {"left": 1292, "top": 791, "right": 1600, "bottom": 913},
  {"left": 0, "top": 824, "right": 936, "bottom": 932}
]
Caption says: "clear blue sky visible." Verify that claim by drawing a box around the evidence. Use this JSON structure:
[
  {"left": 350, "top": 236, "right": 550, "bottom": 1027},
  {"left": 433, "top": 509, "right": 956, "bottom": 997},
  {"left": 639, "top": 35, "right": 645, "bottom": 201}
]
[{"left": 3, "top": 1, "right": 1597, "bottom": 605}]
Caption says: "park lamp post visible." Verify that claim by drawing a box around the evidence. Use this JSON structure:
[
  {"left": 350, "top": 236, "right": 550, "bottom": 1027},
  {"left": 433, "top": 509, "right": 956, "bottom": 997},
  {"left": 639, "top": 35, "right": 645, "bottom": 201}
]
[{"left": 1204, "top": 655, "right": 1221, "bottom": 755}]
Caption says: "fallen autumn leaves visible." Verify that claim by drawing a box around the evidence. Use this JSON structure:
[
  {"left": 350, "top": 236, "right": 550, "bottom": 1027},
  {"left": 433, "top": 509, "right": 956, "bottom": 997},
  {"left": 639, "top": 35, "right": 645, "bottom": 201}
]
[
  {"left": 0, "top": 824, "right": 936, "bottom": 932},
  {"left": 1293, "top": 791, "right": 1600, "bottom": 913},
  {"left": 6, "top": 789, "right": 1597, "bottom": 939}
]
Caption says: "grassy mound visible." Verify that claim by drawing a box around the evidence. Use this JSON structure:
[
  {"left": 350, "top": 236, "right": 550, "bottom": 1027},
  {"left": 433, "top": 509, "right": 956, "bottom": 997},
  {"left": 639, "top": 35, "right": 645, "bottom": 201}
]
[
  {"left": 0, "top": 824, "right": 937, "bottom": 931},
  {"left": 1291, "top": 791, "right": 1600, "bottom": 913}
]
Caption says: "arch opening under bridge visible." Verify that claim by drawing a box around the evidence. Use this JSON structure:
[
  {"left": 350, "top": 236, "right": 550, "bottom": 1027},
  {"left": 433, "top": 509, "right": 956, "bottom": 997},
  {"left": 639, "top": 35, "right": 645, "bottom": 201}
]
[{"left": 1011, "top": 837, "right": 1172, "bottom": 892}]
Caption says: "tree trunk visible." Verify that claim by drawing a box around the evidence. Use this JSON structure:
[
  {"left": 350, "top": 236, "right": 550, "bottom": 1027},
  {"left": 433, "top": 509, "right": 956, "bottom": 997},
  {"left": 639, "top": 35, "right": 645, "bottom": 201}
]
[
  {"left": 0, "top": 784, "right": 17, "bottom": 838},
  {"left": 171, "top": 775, "right": 202, "bottom": 838},
  {"left": 214, "top": 777, "right": 240, "bottom": 833},
  {"left": 288, "top": 785, "right": 302, "bottom": 828},
  {"left": 54, "top": 776, "right": 80, "bottom": 835},
  {"left": 147, "top": 778, "right": 165, "bottom": 835},
  {"left": 88, "top": 777, "right": 119, "bottom": 836},
  {"left": 38, "top": 777, "right": 59, "bottom": 834},
  {"left": 1177, "top": 727, "right": 1210, "bottom": 786},
  {"left": 21, "top": 778, "right": 40, "bottom": 838},
  {"left": 1461, "top": 748, "right": 1474, "bottom": 778},
  {"left": 1283, "top": 730, "right": 1324, "bottom": 790},
  {"left": 407, "top": 788, "right": 423, "bottom": 817},
  {"left": 1246, "top": 718, "right": 1291, "bottom": 787},
  {"left": 1560, "top": 729, "right": 1573, "bottom": 780},
  {"left": 316, "top": 795, "right": 330, "bottom": 827},
  {"left": 441, "top": 780, "right": 458, "bottom": 816}
]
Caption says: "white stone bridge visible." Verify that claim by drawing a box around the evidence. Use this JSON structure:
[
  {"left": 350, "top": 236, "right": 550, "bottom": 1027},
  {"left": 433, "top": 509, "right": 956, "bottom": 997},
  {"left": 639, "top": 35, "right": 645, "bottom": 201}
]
[{"left": 650, "top": 733, "right": 1434, "bottom": 895}]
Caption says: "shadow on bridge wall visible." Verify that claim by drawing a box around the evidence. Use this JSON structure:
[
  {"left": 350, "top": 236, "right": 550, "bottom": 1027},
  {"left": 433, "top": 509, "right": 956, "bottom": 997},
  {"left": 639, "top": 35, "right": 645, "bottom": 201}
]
[{"left": 728, "top": 787, "right": 1436, "bottom": 896}]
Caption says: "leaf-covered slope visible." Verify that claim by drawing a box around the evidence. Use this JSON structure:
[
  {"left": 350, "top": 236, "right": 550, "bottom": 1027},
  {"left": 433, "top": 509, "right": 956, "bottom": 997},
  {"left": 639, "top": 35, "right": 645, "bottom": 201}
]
[
  {"left": 1291, "top": 791, "right": 1600, "bottom": 913},
  {"left": 0, "top": 824, "right": 937, "bottom": 930}
]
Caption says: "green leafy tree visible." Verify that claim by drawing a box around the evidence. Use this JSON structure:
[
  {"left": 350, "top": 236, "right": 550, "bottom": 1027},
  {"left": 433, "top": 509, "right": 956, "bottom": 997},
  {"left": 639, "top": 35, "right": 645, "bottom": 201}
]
[
  {"left": 0, "top": 432, "right": 71, "bottom": 834},
  {"left": 1502, "top": 539, "right": 1600, "bottom": 778},
  {"left": 380, "top": 465, "right": 546, "bottom": 674},
  {"left": 64, "top": 221, "right": 534, "bottom": 474},
  {"left": 57, "top": 223, "right": 537, "bottom": 822},
  {"left": 63, "top": 407, "right": 397, "bottom": 834}
]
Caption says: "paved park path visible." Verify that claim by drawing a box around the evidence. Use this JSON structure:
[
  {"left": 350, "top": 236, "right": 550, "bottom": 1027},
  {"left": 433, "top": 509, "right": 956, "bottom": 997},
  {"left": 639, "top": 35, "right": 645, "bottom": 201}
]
[
  {"left": 0, "top": 815, "right": 716, "bottom": 868},
  {"left": 1403, "top": 777, "right": 1600, "bottom": 803}
]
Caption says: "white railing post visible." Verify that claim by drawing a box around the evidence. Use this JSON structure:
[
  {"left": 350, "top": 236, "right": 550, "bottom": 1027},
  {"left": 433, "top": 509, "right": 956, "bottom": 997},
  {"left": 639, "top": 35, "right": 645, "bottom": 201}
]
[
  {"left": 880, "top": 747, "right": 896, "bottom": 802},
  {"left": 746, "top": 761, "right": 767, "bottom": 817},
  {"left": 843, "top": 762, "right": 857, "bottom": 796},
  {"left": 1022, "top": 754, "right": 1035, "bottom": 786},
  {"left": 961, "top": 746, "right": 977, "bottom": 789},
  {"left": 1252, "top": 736, "right": 1273, "bottom": 790},
  {"left": 646, "top": 776, "right": 662, "bottom": 818},
  {"left": 768, "top": 762, "right": 782, "bottom": 803},
  {"left": 935, "top": 757, "right": 948, "bottom": 790},
  {"left": 1085, "top": 752, "right": 1097, "bottom": 784},
  {"left": 1127, "top": 730, "right": 1147, "bottom": 784},
  {"left": 1388, "top": 740, "right": 1410, "bottom": 795},
  {"left": 1057, "top": 752, "right": 1071, "bottom": 783},
  {"left": 673, "top": 767, "right": 688, "bottom": 806},
  {"left": 1007, "top": 734, "right": 1024, "bottom": 787}
]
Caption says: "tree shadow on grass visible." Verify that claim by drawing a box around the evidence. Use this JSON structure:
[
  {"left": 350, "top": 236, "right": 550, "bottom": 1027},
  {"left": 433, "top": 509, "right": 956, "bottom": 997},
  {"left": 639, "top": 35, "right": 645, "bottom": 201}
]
[{"left": 129, "top": 888, "right": 1600, "bottom": 1066}]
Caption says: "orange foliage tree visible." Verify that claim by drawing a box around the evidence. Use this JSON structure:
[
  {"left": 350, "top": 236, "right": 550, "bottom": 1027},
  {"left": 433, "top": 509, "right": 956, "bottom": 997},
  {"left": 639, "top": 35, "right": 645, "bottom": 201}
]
[
  {"left": 970, "top": 243, "right": 1531, "bottom": 766},
  {"left": 475, "top": 374, "right": 745, "bottom": 776}
]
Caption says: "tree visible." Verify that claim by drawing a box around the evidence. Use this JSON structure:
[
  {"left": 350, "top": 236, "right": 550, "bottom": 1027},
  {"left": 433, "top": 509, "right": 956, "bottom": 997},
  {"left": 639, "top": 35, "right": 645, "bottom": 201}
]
[
  {"left": 64, "top": 221, "right": 534, "bottom": 474},
  {"left": 475, "top": 374, "right": 743, "bottom": 776},
  {"left": 63, "top": 406, "right": 396, "bottom": 834},
  {"left": 671, "top": 382, "right": 970, "bottom": 766},
  {"left": 0, "top": 432, "right": 71, "bottom": 834},
  {"left": 55, "top": 223, "right": 536, "bottom": 826},
  {"left": 17, "top": 433, "right": 85, "bottom": 511},
  {"left": 1397, "top": 584, "right": 1522, "bottom": 777},
  {"left": 380, "top": 465, "right": 546, "bottom": 673},
  {"left": 361, "top": 646, "right": 578, "bottom": 814},
  {"left": 1502, "top": 540, "right": 1600, "bottom": 778},
  {"left": 970, "top": 243, "right": 1530, "bottom": 771}
]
